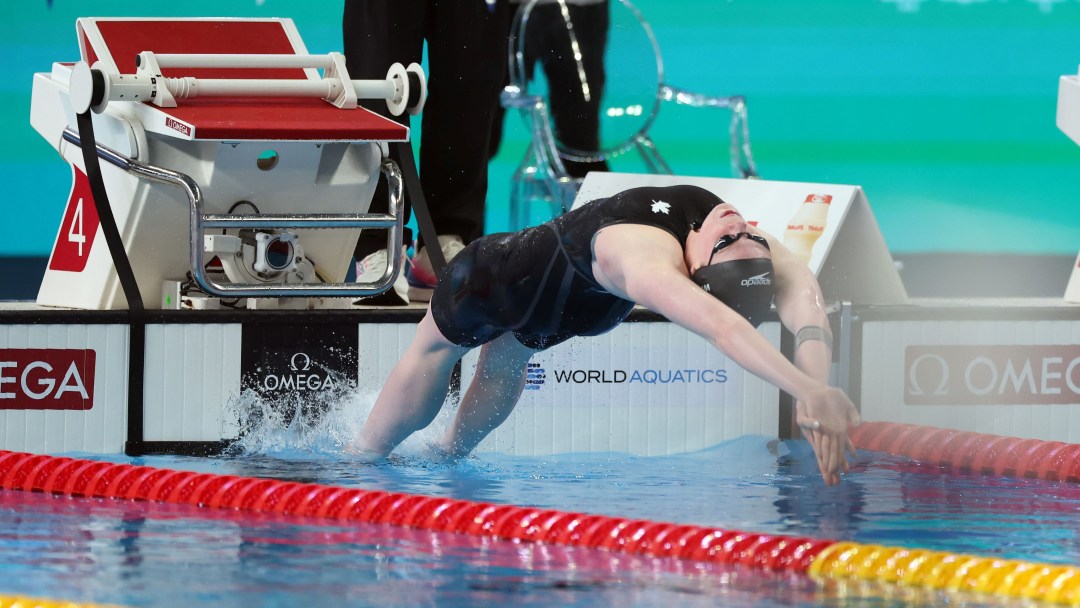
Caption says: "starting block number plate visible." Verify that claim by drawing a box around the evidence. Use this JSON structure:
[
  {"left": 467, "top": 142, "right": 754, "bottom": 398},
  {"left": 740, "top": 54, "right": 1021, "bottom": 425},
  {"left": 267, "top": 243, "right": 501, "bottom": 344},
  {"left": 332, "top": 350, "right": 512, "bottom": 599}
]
[{"left": 49, "top": 166, "right": 99, "bottom": 273}]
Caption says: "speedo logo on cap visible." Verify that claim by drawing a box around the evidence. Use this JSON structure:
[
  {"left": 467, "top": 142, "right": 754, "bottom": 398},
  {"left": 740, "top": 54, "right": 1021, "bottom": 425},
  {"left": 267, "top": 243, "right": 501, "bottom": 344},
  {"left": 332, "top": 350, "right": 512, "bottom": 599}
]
[{"left": 741, "top": 272, "right": 772, "bottom": 287}]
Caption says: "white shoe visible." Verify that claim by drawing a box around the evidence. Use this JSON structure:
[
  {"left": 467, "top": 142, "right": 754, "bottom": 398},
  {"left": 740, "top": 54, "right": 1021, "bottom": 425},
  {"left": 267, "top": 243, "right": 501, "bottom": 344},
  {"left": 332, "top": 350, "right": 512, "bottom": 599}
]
[
  {"left": 354, "top": 246, "right": 409, "bottom": 306},
  {"left": 409, "top": 235, "right": 466, "bottom": 302}
]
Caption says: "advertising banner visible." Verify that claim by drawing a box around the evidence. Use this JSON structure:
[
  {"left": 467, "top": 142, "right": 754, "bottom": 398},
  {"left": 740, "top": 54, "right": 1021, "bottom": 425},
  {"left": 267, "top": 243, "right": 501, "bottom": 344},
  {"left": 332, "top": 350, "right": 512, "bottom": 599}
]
[
  {"left": 357, "top": 320, "right": 781, "bottom": 457},
  {"left": 0, "top": 324, "right": 128, "bottom": 454},
  {"left": 240, "top": 322, "right": 359, "bottom": 427},
  {"left": 482, "top": 320, "right": 781, "bottom": 456},
  {"left": 905, "top": 344, "right": 1080, "bottom": 406},
  {"left": 860, "top": 318, "right": 1080, "bottom": 443},
  {"left": 0, "top": 348, "right": 96, "bottom": 410}
]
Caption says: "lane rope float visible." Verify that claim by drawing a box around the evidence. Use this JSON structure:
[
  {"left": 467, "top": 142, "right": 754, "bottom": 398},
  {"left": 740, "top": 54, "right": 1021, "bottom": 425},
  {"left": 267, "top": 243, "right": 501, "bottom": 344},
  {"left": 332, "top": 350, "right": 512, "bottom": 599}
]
[
  {"left": 1, "top": 450, "right": 1079, "bottom": 605},
  {"left": 851, "top": 421, "right": 1080, "bottom": 482},
  {"left": 0, "top": 596, "right": 124, "bottom": 608}
]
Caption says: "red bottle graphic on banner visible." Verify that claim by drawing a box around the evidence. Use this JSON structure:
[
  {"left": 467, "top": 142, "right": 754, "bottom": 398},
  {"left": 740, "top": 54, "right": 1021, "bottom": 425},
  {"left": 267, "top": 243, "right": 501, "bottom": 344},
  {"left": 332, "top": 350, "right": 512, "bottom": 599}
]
[{"left": 782, "top": 194, "right": 832, "bottom": 265}]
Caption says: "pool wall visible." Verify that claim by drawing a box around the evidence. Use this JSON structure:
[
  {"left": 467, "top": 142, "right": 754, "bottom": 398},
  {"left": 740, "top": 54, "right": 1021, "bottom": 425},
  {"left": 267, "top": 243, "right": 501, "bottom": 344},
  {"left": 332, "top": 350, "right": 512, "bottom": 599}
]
[
  {"left": 852, "top": 303, "right": 1080, "bottom": 442},
  {"left": 0, "top": 309, "right": 781, "bottom": 456},
  {"left": 1, "top": 301, "right": 1078, "bottom": 456}
]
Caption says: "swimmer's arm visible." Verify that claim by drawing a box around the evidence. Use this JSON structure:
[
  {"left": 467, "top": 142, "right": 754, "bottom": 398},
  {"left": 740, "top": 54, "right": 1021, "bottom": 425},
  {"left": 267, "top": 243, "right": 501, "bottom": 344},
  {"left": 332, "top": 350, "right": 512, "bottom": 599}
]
[
  {"left": 593, "top": 227, "right": 828, "bottom": 412},
  {"left": 763, "top": 234, "right": 858, "bottom": 433},
  {"left": 763, "top": 233, "right": 834, "bottom": 385},
  {"left": 595, "top": 227, "right": 856, "bottom": 484},
  {"left": 634, "top": 268, "right": 856, "bottom": 486},
  {"left": 760, "top": 232, "right": 861, "bottom": 482}
]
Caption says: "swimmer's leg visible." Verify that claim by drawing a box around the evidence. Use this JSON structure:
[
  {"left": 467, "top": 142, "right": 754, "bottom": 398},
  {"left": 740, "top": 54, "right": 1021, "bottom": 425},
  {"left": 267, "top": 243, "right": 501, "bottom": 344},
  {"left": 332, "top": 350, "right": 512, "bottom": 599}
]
[
  {"left": 439, "top": 332, "right": 536, "bottom": 457},
  {"left": 350, "top": 310, "right": 470, "bottom": 458}
]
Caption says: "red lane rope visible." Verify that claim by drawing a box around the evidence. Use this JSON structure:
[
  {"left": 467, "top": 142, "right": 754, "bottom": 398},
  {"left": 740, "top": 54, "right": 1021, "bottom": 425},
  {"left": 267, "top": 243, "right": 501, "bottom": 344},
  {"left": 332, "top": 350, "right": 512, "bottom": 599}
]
[
  {"left": 0, "top": 450, "right": 834, "bottom": 572},
  {"left": 850, "top": 421, "right": 1080, "bottom": 482}
]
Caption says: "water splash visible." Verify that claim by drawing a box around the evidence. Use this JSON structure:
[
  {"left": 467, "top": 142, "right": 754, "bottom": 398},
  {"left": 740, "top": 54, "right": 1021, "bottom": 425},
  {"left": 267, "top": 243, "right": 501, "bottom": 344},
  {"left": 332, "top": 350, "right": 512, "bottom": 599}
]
[{"left": 223, "top": 370, "right": 462, "bottom": 460}]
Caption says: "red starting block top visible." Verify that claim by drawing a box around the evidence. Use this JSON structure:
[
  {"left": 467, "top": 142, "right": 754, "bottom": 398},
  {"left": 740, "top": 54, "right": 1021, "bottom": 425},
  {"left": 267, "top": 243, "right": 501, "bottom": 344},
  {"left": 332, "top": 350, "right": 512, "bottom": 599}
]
[{"left": 78, "top": 18, "right": 409, "bottom": 142}]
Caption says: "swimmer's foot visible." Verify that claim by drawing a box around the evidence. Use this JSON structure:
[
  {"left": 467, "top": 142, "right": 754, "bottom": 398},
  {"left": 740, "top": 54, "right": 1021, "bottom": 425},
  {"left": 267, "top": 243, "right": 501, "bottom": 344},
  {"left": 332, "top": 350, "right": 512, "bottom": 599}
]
[
  {"left": 344, "top": 440, "right": 389, "bottom": 464},
  {"left": 424, "top": 440, "right": 464, "bottom": 464}
]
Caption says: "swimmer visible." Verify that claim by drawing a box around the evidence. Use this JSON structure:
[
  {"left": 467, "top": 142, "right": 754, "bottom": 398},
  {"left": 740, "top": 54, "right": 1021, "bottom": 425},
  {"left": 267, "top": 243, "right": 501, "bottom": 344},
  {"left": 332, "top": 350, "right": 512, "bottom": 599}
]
[{"left": 350, "top": 184, "right": 860, "bottom": 485}]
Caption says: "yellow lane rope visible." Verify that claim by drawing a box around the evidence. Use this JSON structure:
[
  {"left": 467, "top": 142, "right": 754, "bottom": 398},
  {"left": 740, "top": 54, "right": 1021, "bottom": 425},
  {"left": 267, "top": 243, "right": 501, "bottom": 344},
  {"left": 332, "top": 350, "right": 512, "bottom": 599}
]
[
  {"left": 810, "top": 542, "right": 1080, "bottom": 605},
  {"left": 0, "top": 596, "right": 124, "bottom": 608}
]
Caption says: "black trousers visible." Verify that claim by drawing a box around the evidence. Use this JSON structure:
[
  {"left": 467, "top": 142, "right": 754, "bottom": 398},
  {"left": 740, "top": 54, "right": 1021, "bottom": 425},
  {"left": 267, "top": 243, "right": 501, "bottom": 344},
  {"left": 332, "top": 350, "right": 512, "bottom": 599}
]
[{"left": 344, "top": 0, "right": 511, "bottom": 257}]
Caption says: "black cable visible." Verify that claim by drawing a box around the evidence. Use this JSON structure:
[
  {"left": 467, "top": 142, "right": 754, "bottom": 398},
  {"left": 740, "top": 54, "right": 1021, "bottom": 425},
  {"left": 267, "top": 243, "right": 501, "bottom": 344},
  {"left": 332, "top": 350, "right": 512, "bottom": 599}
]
[
  {"left": 75, "top": 108, "right": 146, "bottom": 452},
  {"left": 224, "top": 200, "right": 260, "bottom": 235},
  {"left": 76, "top": 112, "right": 144, "bottom": 311},
  {"left": 226, "top": 200, "right": 261, "bottom": 214},
  {"left": 392, "top": 140, "right": 445, "bottom": 276}
]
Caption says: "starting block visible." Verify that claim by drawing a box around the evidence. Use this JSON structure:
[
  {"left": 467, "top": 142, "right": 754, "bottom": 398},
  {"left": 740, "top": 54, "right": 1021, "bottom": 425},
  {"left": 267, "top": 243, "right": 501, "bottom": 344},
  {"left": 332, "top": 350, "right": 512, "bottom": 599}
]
[
  {"left": 1058, "top": 65, "right": 1080, "bottom": 303},
  {"left": 30, "top": 17, "right": 427, "bottom": 310}
]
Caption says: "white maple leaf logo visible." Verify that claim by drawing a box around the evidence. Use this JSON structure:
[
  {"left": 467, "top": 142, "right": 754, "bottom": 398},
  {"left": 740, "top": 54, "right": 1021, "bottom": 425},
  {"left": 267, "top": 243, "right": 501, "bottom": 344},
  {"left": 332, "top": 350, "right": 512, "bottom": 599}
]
[{"left": 651, "top": 200, "right": 670, "bottom": 214}]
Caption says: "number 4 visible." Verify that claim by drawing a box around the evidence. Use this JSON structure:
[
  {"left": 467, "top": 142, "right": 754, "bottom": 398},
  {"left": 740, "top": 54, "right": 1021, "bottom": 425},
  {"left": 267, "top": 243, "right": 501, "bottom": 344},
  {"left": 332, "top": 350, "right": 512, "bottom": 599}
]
[{"left": 68, "top": 198, "right": 86, "bottom": 257}]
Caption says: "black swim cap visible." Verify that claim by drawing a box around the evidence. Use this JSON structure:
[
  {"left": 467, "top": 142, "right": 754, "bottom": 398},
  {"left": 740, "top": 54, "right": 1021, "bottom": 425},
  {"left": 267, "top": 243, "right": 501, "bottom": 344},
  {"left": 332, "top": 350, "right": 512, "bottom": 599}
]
[{"left": 690, "top": 257, "right": 776, "bottom": 327}]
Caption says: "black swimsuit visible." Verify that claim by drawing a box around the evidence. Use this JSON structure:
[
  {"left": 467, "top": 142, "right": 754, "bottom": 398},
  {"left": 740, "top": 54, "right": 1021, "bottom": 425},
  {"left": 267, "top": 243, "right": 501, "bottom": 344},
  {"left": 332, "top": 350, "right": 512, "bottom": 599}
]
[{"left": 430, "top": 184, "right": 724, "bottom": 350}]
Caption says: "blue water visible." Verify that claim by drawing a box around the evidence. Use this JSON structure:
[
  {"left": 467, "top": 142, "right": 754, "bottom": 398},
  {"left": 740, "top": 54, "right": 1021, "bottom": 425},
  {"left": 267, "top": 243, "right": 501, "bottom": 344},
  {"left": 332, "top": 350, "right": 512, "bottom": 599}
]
[{"left": 2, "top": 435, "right": 1077, "bottom": 607}]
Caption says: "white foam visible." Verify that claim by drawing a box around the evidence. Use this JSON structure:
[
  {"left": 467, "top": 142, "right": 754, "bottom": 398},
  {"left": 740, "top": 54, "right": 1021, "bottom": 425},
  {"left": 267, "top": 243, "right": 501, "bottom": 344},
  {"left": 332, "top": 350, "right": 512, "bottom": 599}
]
[{"left": 223, "top": 371, "right": 463, "bottom": 459}]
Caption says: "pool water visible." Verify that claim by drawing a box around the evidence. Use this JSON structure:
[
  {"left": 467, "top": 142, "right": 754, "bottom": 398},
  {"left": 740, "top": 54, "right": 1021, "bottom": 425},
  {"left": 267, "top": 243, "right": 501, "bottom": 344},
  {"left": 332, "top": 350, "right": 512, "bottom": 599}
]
[{"left": 2, "top": 434, "right": 1077, "bottom": 607}]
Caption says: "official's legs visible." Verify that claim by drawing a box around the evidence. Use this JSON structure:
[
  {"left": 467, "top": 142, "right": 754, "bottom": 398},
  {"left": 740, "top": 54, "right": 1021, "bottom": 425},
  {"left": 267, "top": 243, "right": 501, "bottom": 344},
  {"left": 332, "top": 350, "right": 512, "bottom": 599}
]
[
  {"left": 439, "top": 332, "right": 536, "bottom": 456},
  {"left": 351, "top": 309, "right": 470, "bottom": 457},
  {"left": 342, "top": 0, "right": 426, "bottom": 259},
  {"left": 421, "top": 0, "right": 511, "bottom": 247}
]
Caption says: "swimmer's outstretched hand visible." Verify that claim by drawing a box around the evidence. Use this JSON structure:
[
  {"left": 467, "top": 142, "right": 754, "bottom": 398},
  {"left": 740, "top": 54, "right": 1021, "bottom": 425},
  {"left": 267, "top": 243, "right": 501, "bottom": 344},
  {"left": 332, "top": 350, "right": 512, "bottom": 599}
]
[{"left": 796, "top": 387, "right": 861, "bottom": 485}]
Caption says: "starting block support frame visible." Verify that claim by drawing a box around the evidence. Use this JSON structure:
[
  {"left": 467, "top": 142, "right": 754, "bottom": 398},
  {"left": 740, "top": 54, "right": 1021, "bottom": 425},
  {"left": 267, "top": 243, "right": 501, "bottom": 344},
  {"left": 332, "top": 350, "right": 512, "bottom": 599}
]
[{"left": 61, "top": 127, "right": 407, "bottom": 299}]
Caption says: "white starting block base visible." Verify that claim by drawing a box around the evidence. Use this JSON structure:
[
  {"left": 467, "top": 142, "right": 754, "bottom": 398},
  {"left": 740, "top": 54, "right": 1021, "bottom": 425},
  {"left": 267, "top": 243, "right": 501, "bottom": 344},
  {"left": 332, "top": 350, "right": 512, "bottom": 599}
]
[
  {"left": 1057, "top": 71, "right": 1080, "bottom": 146},
  {"left": 1057, "top": 70, "right": 1080, "bottom": 303},
  {"left": 1067, "top": 250, "right": 1080, "bottom": 304}
]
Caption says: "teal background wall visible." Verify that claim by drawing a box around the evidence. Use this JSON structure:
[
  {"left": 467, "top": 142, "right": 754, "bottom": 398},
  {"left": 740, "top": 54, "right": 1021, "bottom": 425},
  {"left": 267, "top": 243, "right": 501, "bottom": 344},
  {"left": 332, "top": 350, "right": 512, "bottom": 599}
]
[{"left": 2, "top": 0, "right": 1078, "bottom": 258}]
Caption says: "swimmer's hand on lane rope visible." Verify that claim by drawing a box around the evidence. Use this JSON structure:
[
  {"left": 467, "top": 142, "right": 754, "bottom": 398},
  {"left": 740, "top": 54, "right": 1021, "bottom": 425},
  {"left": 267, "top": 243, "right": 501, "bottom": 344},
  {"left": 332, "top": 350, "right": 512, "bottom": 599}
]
[{"left": 795, "top": 386, "right": 861, "bottom": 486}]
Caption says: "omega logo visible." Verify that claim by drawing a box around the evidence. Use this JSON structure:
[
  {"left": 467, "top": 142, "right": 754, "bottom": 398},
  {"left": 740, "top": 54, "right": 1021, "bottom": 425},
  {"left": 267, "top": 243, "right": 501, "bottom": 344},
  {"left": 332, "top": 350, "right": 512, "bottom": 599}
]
[
  {"left": 0, "top": 349, "right": 96, "bottom": 410},
  {"left": 907, "top": 353, "right": 950, "bottom": 396},
  {"left": 905, "top": 345, "right": 1080, "bottom": 406},
  {"left": 259, "top": 351, "right": 337, "bottom": 392},
  {"left": 289, "top": 352, "right": 312, "bottom": 372}
]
